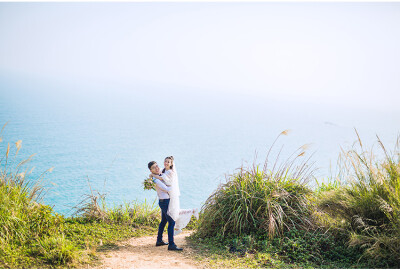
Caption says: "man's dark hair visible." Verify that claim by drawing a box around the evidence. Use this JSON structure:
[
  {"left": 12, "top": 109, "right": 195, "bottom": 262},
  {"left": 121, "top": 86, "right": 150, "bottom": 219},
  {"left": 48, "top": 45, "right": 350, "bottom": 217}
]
[{"left": 148, "top": 161, "right": 157, "bottom": 170}]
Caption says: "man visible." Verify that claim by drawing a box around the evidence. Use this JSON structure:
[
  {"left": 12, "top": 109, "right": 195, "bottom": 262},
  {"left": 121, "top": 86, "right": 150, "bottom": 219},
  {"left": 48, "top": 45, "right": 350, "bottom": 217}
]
[{"left": 148, "top": 161, "right": 183, "bottom": 251}]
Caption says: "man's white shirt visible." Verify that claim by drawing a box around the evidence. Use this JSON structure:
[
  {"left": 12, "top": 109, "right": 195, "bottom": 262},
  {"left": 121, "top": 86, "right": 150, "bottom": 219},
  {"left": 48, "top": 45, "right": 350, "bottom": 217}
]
[{"left": 152, "top": 177, "right": 171, "bottom": 199}]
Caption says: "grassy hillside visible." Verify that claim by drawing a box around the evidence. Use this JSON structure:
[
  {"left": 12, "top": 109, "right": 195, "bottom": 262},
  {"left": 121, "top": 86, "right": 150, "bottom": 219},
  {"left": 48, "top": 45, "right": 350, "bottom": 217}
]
[
  {"left": 191, "top": 131, "right": 400, "bottom": 268},
  {"left": 1, "top": 124, "right": 399, "bottom": 268},
  {"left": 0, "top": 124, "right": 161, "bottom": 268}
]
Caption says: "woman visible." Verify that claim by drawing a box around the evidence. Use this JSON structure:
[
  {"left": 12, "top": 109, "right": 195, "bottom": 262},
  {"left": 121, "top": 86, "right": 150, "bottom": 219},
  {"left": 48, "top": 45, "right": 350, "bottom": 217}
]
[{"left": 151, "top": 156, "right": 198, "bottom": 235}]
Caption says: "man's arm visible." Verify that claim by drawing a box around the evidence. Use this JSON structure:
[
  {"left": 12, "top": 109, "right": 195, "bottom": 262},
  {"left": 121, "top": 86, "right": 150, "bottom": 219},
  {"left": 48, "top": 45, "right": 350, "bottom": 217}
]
[
  {"left": 151, "top": 174, "right": 166, "bottom": 182},
  {"left": 153, "top": 178, "right": 171, "bottom": 192}
]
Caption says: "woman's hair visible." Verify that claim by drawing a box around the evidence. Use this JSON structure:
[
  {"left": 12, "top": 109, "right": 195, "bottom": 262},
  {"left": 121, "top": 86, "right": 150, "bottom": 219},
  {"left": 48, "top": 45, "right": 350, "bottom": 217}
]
[{"left": 162, "top": 156, "right": 174, "bottom": 173}]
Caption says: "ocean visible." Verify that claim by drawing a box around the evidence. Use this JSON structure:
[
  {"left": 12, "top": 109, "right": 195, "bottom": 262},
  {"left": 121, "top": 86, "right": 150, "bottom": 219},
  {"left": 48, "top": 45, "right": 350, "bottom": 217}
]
[{"left": 1, "top": 75, "right": 399, "bottom": 216}]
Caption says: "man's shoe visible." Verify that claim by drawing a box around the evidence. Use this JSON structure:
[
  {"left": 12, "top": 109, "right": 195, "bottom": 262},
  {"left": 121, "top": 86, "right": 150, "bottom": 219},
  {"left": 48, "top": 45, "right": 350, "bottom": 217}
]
[
  {"left": 155, "top": 241, "right": 168, "bottom": 247},
  {"left": 168, "top": 245, "right": 183, "bottom": 251}
]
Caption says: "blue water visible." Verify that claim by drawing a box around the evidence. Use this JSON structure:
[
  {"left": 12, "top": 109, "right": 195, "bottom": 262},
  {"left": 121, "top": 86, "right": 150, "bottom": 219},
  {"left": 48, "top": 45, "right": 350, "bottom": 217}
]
[{"left": 1, "top": 74, "right": 399, "bottom": 216}]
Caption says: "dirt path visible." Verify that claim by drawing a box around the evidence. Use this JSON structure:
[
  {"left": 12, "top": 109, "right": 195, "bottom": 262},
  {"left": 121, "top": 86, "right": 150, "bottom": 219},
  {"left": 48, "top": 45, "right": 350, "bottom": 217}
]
[{"left": 97, "top": 231, "right": 202, "bottom": 269}]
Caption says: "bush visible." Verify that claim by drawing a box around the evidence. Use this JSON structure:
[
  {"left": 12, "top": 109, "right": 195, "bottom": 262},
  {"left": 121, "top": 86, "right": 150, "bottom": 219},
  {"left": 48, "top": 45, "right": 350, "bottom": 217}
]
[
  {"left": 197, "top": 131, "right": 316, "bottom": 239},
  {"left": 30, "top": 235, "right": 78, "bottom": 265},
  {"left": 198, "top": 166, "right": 315, "bottom": 239},
  {"left": 193, "top": 131, "right": 399, "bottom": 268},
  {"left": 317, "top": 134, "right": 400, "bottom": 267}
]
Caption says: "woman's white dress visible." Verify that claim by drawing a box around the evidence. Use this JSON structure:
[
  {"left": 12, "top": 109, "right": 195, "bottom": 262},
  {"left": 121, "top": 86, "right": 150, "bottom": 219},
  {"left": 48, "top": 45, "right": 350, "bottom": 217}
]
[{"left": 161, "top": 167, "right": 198, "bottom": 235}]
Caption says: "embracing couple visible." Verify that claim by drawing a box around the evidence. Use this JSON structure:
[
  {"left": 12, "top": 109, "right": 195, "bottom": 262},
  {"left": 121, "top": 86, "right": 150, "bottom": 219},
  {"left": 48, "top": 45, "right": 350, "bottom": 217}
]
[{"left": 147, "top": 156, "right": 199, "bottom": 251}]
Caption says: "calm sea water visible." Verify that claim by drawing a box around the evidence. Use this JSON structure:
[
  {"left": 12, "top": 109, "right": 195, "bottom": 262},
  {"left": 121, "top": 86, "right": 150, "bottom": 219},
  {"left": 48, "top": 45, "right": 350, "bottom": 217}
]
[{"left": 1, "top": 75, "right": 399, "bottom": 216}]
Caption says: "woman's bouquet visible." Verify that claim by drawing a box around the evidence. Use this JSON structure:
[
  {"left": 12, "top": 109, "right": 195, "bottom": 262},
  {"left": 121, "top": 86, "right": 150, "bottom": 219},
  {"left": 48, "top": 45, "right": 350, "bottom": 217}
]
[{"left": 143, "top": 177, "right": 156, "bottom": 191}]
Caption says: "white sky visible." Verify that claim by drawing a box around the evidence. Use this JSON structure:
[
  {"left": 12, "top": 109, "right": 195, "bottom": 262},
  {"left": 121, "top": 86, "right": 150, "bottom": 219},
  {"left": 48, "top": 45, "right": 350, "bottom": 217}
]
[{"left": 1, "top": 2, "right": 400, "bottom": 111}]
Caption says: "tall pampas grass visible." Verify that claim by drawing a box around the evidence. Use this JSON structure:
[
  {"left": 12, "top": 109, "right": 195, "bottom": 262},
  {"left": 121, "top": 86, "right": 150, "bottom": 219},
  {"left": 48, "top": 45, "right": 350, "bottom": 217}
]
[
  {"left": 317, "top": 130, "right": 400, "bottom": 267},
  {"left": 197, "top": 130, "right": 316, "bottom": 239}
]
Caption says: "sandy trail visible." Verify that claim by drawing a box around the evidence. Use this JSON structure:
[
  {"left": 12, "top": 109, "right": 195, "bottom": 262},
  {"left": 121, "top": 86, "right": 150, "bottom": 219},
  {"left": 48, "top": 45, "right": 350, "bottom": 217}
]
[{"left": 97, "top": 231, "right": 201, "bottom": 269}]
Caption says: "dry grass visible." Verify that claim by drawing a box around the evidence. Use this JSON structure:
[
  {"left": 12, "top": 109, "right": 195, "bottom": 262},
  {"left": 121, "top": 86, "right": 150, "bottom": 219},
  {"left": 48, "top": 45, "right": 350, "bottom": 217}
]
[{"left": 73, "top": 177, "right": 108, "bottom": 221}]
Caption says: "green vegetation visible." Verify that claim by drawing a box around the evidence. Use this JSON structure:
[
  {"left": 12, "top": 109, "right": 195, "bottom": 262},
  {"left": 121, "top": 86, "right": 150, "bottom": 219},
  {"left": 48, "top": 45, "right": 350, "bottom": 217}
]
[
  {"left": 188, "top": 228, "right": 365, "bottom": 268},
  {"left": 190, "top": 131, "right": 400, "bottom": 268},
  {"left": 0, "top": 173, "right": 159, "bottom": 269},
  {"left": 316, "top": 134, "right": 400, "bottom": 267},
  {"left": 197, "top": 141, "right": 314, "bottom": 239},
  {"left": 2, "top": 122, "right": 399, "bottom": 268},
  {"left": 0, "top": 123, "right": 161, "bottom": 268}
]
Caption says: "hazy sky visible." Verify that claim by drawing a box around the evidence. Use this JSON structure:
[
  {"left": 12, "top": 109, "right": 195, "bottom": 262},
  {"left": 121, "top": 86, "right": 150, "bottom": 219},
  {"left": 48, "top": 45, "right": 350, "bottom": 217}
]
[{"left": 1, "top": 2, "right": 400, "bottom": 111}]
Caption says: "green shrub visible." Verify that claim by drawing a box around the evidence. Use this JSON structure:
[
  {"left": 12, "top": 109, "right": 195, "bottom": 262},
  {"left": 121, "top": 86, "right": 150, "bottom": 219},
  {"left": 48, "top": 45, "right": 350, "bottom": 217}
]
[
  {"left": 198, "top": 166, "right": 314, "bottom": 239},
  {"left": 267, "top": 228, "right": 364, "bottom": 267},
  {"left": 193, "top": 131, "right": 398, "bottom": 268},
  {"left": 189, "top": 227, "right": 365, "bottom": 268},
  {"left": 317, "top": 134, "right": 400, "bottom": 267},
  {"left": 197, "top": 131, "right": 316, "bottom": 239},
  {"left": 30, "top": 235, "right": 78, "bottom": 265}
]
